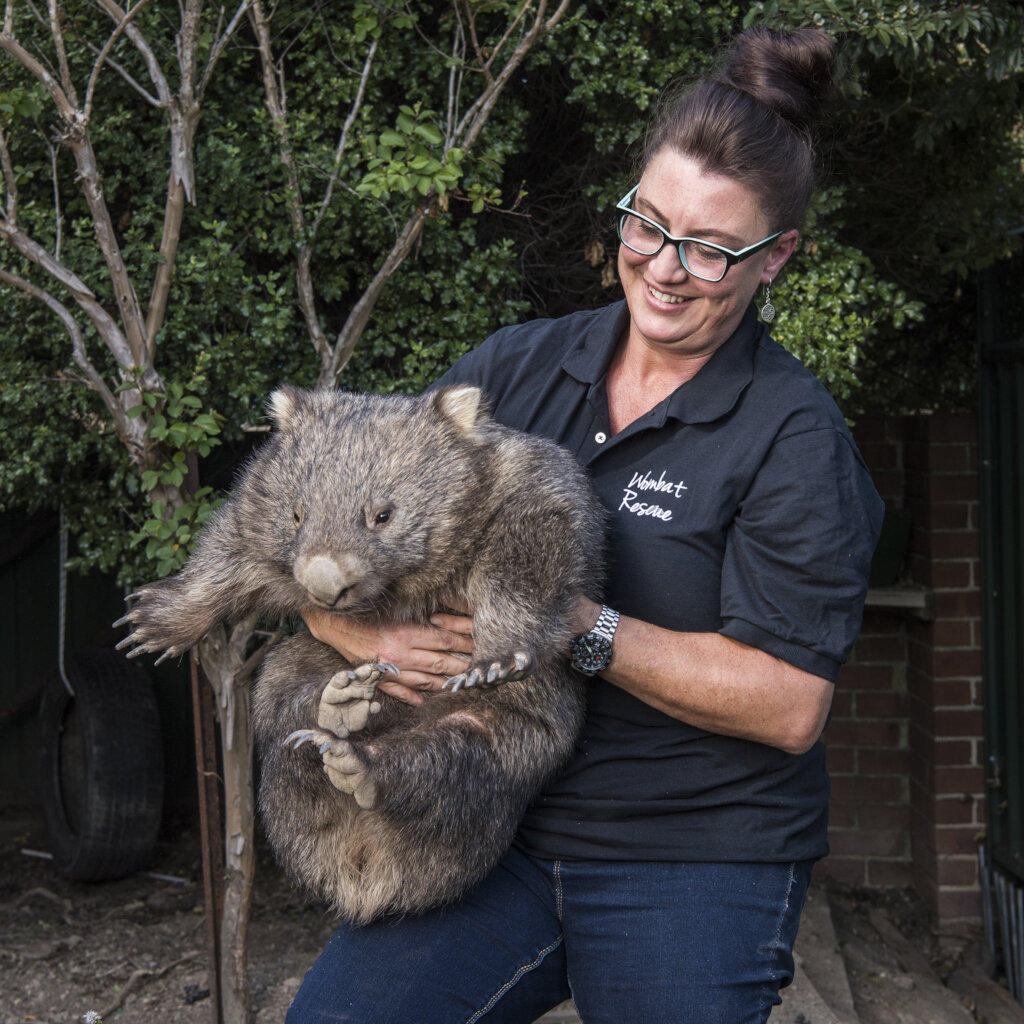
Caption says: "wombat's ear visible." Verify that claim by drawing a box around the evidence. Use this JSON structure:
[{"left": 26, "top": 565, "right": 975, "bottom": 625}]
[
  {"left": 431, "top": 385, "right": 488, "bottom": 437},
  {"left": 268, "top": 386, "right": 303, "bottom": 431}
]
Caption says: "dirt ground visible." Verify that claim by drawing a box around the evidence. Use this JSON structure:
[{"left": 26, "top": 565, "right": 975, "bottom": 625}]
[
  {"left": 0, "top": 806, "right": 333, "bottom": 1024},
  {"left": 1, "top": 800, "right": 1018, "bottom": 1024}
]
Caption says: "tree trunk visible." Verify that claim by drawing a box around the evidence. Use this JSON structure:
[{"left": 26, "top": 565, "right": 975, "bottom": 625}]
[{"left": 198, "top": 617, "right": 261, "bottom": 1024}]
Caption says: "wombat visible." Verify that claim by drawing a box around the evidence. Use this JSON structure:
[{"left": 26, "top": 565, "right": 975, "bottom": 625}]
[{"left": 117, "top": 384, "right": 605, "bottom": 923}]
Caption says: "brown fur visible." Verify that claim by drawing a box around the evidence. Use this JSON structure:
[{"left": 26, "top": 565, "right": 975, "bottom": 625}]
[{"left": 118, "top": 385, "right": 604, "bottom": 923}]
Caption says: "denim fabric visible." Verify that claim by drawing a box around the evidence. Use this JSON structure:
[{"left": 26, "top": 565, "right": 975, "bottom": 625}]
[{"left": 286, "top": 846, "right": 812, "bottom": 1024}]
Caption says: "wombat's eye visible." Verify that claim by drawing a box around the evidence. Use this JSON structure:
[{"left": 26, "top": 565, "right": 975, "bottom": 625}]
[
  {"left": 366, "top": 502, "right": 394, "bottom": 528},
  {"left": 293, "top": 506, "right": 305, "bottom": 528}
]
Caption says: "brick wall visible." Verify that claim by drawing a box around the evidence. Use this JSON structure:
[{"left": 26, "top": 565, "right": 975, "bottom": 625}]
[{"left": 818, "top": 413, "right": 985, "bottom": 930}]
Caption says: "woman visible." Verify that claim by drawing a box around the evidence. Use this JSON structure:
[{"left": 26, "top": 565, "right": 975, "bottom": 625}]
[{"left": 291, "top": 26, "right": 883, "bottom": 1024}]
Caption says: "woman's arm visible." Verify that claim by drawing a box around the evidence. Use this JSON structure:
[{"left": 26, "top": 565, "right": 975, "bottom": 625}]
[
  {"left": 303, "top": 609, "right": 474, "bottom": 704},
  {"left": 571, "top": 596, "right": 833, "bottom": 755}
]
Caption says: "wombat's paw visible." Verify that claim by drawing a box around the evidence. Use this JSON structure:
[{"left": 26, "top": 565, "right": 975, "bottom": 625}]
[
  {"left": 112, "top": 590, "right": 185, "bottom": 665},
  {"left": 285, "top": 729, "right": 378, "bottom": 810},
  {"left": 318, "top": 662, "right": 395, "bottom": 738},
  {"left": 444, "top": 651, "right": 533, "bottom": 691}
]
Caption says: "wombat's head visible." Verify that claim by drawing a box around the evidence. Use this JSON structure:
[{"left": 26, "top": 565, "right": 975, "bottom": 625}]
[{"left": 253, "top": 385, "right": 494, "bottom": 616}]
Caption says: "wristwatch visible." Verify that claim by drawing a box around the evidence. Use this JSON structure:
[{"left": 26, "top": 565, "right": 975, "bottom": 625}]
[{"left": 569, "top": 605, "right": 620, "bottom": 675}]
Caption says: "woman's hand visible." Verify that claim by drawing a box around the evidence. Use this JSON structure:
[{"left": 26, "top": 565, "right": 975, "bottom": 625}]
[{"left": 303, "top": 608, "right": 474, "bottom": 705}]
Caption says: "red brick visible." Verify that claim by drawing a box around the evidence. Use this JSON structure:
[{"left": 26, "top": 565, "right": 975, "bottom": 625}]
[
  {"left": 933, "top": 708, "right": 984, "bottom": 738},
  {"left": 918, "top": 559, "right": 973, "bottom": 589},
  {"left": 852, "top": 633, "right": 909, "bottom": 663},
  {"left": 933, "top": 765, "right": 985, "bottom": 794},
  {"left": 826, "top": 802, "right": 858, "bottom": 828},
  {"left": 816, "top": 857, "right": 867, "bottom": 886},
  {"left": 828, "top": 828, "right": 908, "bottom": 858},
  {"left": 917, "top": 502, "right": 971, "bottom": 531},
  {"left": 931, "top": 590, "right": 982, "bottom": 619},
  {"left": 836, "top": 664, "right": 899, "bottom": 691},
  {"left": 928, "top": 679, "right": 973, "bottom": 707},
  {"left": 937, "top": 858, "right": 979, "bottom": 886},
  {"left": 858, "top": 804, "right": 912, "bottom": 830},
  {"left": 923, "top": 620, "right": 973, "bottom": 648},
  {"left": 932, "top": 649, "right": 983, "bottom": 679},
  {"left": 923, "top": 532, "right": 980, "bottom": 561},
  {"left": 934, "top": 889, "right": 984, "bottom": 922},
  {"left": 922, "top": 445, "right": 973, "bottom": 472},
  {"left": 934, "top": 738, "right": 978, "bottom": 766},
  {"left": 856, "top": 692, "right": 910, "bottom": 719},
  {"left": 838, "top": 720, "right": 904, "bottom": 747},
  {"left": 829, "top": 690, "right": 853, "bottom": 717},
  {"left": 825, "top": 746, "right": 856, "bottom": 773},
  {"left": 867, "top": 859, "right": 915, "bottom": 887},
  {"left": 858, "top": 748, "right": 911, "bottom": 776},
  {"left": 934, "top": 825, "right": 986, "bottom": 856},
  {"left": 933, "top": 796, "right": 979, "bottom": 824},
  {"left": 830, "top": 775, "right": 906, "bottom": 805}
]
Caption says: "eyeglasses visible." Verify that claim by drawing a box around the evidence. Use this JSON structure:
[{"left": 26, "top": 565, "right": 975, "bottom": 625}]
[{"left": 615, "top": 185, "right": 782, "bottom": 283}]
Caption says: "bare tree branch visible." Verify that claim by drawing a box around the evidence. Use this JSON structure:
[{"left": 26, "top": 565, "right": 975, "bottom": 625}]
[
  {"left": 0, "top": 30, "right": 77, "bottom": 123},
  {"left": 323, "top": 204, "right": 431, "bottom": 387},
  {"left": 310, "top": 35, "right": 378, "bottom": 238},
  {"left": 249, "top": 0, "right": 331, "bottom": 365},
  {"left": 84, "top": 0, "right": 152, "bottom": 120},
  {"left": 47, "top": 0, "right": 78, "bottom": 106},
  {"left": 0, "top": 268, "right": 138, "bottom": 450},
  {"left": 199, "top": 0, "right": 251, "bottom": 100},
  {"left": 45, "top": 137, "right": 62, "bottom": 259},
  {"left": 0, "top": 125, "right": 17, "bottom": 223},
  {"left": 0, "top": 215, "right": 144, "bottom": 376}
]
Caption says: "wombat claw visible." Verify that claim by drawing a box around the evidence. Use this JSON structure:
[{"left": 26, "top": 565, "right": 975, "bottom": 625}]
[
  {"left": 284, "top": 728, "right": 377, "bottom": 809},
  {"left": 318, "top": 662, "right": 395, "bottom": 738},
  {"left": 444, "top": 652, "right": 532, "bottom": 691}
]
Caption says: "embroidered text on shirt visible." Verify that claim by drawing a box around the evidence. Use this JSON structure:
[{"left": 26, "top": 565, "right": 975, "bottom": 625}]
[{"left": 619, "top": 469, "right": 688, "bottom": 521}]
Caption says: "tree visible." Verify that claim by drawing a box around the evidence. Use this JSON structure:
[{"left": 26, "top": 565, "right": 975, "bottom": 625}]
[{"left": 0, "top": 1, "right": 569, "bottom": 1019}]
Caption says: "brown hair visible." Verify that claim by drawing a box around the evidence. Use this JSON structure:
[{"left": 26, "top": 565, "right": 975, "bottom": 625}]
[{"left": 642, "top": 28, "right": 836, "bottom": 231}]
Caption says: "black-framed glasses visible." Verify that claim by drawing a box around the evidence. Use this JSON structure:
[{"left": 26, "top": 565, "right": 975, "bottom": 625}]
[{"left": 615, "top": 185, "right": 783, "bottom": 283}]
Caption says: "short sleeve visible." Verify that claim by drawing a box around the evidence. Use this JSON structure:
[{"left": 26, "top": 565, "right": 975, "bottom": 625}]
[{"left": 719, "top": 426, "right": 883, "bottom": 681}]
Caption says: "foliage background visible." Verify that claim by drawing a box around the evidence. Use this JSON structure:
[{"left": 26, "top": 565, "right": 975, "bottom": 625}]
[{"left": 1, "top": 0, "right": 1022, "bottom": 582}]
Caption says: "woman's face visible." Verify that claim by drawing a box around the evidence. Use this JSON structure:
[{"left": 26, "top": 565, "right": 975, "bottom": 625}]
[{"left": 618, "top": 148, "right": 797, "bottom": 363}]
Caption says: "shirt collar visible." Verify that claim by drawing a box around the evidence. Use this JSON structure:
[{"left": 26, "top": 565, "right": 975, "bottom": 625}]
[{"left": 560, "top": 301, "right": 762, "bottom": 426}]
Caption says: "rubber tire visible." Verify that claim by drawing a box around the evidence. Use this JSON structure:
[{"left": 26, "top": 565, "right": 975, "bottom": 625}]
[{"left": 38, "top": 648, "right": 165, "bottom": 881}]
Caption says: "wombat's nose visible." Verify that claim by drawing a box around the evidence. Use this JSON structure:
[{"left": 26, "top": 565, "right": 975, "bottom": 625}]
[{"left": 295, "top": 555, "right": 355, "bottom": 606}]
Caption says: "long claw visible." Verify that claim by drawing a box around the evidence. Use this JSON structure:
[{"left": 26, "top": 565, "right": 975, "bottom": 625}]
[
  {"left": 114, "top": 634, "right": 136, "bottom": 651},
  {"left": 443, "top": 673, "right": 466, "bottom": 692},
  {"left": 153, "top": 650, "right": 173, "bottom": 666},
  {"left": 375, "top": 662, "right": 399, "bottom": 677},
  {"left": 486, "top": 663, "right": 501, "bottom": 684},
  {"left": 112, "top": 612, "right": 134, "bottom": 628},
  {"left": 125, "top": 646, "right": 146, "bottom": 659},
  {"left": 285, "top": 729, "right": 317, "bottom": 750}
]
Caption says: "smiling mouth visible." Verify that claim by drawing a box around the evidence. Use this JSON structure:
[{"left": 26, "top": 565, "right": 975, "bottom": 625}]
[{"left": 647, "top": 284, "right": 690, "bottom": 305}]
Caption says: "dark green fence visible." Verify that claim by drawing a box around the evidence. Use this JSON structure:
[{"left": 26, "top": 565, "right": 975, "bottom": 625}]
[{"left": 979, "top": 241, "right": 1024, "bottom": 885}]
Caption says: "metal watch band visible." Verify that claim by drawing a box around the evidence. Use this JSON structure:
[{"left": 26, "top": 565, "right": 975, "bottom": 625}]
[{"left": 591, "top": 605, "right": 620, "bottom": 643}]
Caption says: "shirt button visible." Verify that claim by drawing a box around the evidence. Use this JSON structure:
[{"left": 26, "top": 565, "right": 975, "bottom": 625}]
[{"left": 594, "top": 432, "right": 607, "bottom": 444}]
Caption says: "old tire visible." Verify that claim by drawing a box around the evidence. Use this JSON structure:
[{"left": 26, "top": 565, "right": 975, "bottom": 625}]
[{"left": 38, "top": 649, "right": 164, "bottom": 881}]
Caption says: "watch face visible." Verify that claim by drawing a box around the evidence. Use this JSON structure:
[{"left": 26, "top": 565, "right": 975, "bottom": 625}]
[{"left": 571, "top": 634, "right": 612, "bottom": 673}]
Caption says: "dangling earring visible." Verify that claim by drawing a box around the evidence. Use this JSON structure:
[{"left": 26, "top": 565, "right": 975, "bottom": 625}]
[{"left": 760, "top": 279, "right": 776, "bottom": 323}]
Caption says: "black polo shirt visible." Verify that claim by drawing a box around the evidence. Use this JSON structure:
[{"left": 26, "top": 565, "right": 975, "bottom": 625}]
[{"left": 435, "top": 300, "right": 883, "bottom": 863}]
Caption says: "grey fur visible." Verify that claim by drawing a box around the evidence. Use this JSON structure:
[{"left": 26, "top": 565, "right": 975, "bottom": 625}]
[{"left": 119, "top": 385, "right": 605, "bottom": 923}]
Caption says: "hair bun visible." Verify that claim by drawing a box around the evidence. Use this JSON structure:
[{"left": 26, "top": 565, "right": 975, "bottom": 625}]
[{"left": 719, "top": 28, "right": 836, "bottom": 136}]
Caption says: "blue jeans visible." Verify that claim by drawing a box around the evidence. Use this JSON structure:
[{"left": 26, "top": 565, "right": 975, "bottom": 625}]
[{"left": 287, "top": 846, "right": 812, "bottom": 1024}]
